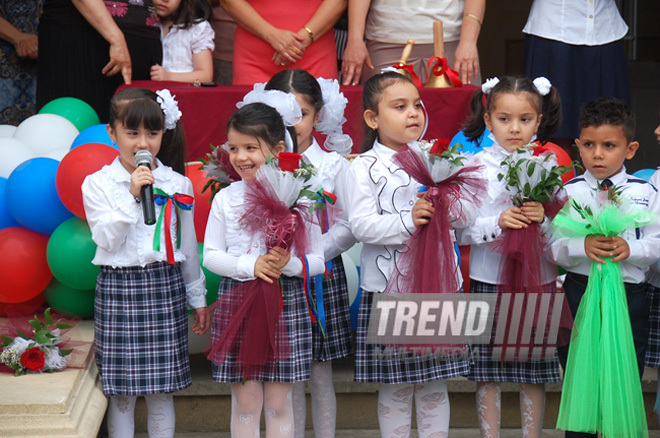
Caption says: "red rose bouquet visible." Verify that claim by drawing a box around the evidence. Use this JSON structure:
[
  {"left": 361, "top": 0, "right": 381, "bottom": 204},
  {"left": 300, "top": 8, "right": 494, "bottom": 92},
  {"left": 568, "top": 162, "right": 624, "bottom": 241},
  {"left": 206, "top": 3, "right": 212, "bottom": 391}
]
[
  {"left": 207, "top": 155, "right": 322, "bottom": 379},
  {"left": 0, "top": 308, "right": 73, "bottom": 376},
  {"left": 198, "top": 142, "right": 241, "bottom": 200}
]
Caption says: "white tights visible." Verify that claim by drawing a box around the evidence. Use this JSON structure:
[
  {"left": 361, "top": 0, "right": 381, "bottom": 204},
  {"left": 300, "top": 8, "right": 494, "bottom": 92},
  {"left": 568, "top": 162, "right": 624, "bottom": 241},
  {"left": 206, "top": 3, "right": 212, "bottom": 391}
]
[
  {"left": 231, "top": 381, "right": 294, "bottom": 438},
  {"left": 475, "top": 382, "right": 545, "bottom": 438},
  {"left": 292, "top": 360, "right": 336, "bottom": 438},
  {"left": 377, "top": 381, "right": 450, "bottom": 438},
  {"left": 107, "top": 394, "right": 175, "bottom": 438}
]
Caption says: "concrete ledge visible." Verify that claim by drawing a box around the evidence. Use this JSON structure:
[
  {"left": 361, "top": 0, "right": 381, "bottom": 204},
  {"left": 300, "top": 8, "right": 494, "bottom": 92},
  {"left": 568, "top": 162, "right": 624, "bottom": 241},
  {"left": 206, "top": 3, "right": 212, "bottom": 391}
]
[{"left": 0, "top": 320, "right": 107, "bottom": 438}]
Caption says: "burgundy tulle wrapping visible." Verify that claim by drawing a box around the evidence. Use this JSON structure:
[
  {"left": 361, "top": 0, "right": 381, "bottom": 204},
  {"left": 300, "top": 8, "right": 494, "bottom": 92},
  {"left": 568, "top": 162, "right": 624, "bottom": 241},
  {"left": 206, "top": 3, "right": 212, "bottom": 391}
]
[
  {"left": 385, "top": 145, "right": 487, "bottom": 295},
  {"left": 492, "top": 197, "right": 573, "bottom": 361},
  {"left": 206, "top": 178, "right": 312, "bottom": 379}
]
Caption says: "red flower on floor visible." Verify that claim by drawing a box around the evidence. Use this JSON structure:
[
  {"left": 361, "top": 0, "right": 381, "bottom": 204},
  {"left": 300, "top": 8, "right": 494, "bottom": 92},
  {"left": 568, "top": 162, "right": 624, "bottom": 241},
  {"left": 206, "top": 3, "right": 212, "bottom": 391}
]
[{"left": 20, "top": 347, "right": 45, "bottom": 372}]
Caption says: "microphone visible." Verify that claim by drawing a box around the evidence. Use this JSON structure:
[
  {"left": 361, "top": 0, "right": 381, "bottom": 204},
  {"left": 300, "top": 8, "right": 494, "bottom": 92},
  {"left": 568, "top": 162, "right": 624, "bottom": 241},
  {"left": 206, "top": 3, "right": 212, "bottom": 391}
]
[{"left": 134, "top": 150, "right": 156, "bottom": 225}]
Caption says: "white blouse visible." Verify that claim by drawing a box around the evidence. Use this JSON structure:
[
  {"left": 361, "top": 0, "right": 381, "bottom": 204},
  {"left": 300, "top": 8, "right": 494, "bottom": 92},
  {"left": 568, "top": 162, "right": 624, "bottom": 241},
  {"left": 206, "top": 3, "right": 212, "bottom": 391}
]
[
  {"left": 456, "top": 142, "right": 556, "bottom": 285},
  {"left": 523, "top": 0, "right": 628, "bottom": 46},
  {"left": 646, "top": 169, "right": 660, "bottom": 288},
  {"left": 81, "top": 157, "right": 206, "bottom": 308},
  {"left": 161, "top": 20, "right": 215, "bottom": 73},
  {"left": 302, "top": 139, "right": 357, "bottom": 261},
  {"left": 345, "top": 140, "right": 469, "bottom": 293},
  {"left": 203, "top": 180, "right": 325, "bottom": 281}
]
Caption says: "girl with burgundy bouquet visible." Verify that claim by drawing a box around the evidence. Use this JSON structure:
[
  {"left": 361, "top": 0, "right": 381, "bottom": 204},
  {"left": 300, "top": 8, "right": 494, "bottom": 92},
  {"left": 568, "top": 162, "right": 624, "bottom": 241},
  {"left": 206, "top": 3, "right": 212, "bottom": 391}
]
[{"left": 202, "top": 96, "right": 324, "bottom": 437}]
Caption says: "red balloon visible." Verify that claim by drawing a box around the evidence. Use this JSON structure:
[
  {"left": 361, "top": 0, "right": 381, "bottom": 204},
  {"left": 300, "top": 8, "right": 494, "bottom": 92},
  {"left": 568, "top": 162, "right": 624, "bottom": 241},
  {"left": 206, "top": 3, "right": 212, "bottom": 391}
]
[
  {"left": 0, "top": 227, "right": 52, "bottom": 303},
  {"left": 185, "top": 162, "right": 213, "bottom": 242},
  {"left": 542, "top": 142, "right": 576, "bottom": 183},
  {"left": 56, "top": 142, "right": 119, "bottom": 219},
  {"left": 0, "top": 294, "right": 46, "bottom": 317}
]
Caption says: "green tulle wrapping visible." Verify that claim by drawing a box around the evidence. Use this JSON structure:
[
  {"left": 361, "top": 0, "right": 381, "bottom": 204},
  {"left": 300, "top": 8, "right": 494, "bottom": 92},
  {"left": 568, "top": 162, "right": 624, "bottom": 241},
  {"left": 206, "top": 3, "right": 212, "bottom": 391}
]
[{"left": 552, "top": 200, "right": 654, "bottom": 438}]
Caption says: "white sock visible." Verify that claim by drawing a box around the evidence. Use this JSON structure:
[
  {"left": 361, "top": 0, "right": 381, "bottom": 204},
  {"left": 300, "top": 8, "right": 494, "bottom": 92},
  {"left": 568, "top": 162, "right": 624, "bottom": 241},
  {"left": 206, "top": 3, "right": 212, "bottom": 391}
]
[
  {"left": 378, "top": 383, "right": 414, "bottom": 437},
  {"left": 414, "top": 380, "right": 450, "bottom": 438},
  {"left": 519, "top": 383, "right": 545, "bottom": 438},
  {"left": 231, "top": 381, "right": 263, "bottom": 438},
  {"left": 263, "top": 382, "right": 294, "bottom": 438},
  {"left": 107, "top": 395, "right": 137, "bottom": 438},
  {"left": 308, "top": 361, "right": 336, "bottom": 438},
  {"left": 292, "top": 381, "right": 306, "bottom": 438},
  {"left": 476, "top": 382, "right": 501, "bottom": 438},
  {"left": 144, "top": 393, "right": 175, "bottom": 438}
]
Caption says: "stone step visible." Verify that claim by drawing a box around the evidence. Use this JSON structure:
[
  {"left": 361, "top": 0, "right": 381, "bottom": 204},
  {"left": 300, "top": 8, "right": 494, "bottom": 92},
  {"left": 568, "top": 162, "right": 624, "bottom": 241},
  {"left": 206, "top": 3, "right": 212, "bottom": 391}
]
[{"left": 121, "top": 354, "right": 660, "bottom": 434}]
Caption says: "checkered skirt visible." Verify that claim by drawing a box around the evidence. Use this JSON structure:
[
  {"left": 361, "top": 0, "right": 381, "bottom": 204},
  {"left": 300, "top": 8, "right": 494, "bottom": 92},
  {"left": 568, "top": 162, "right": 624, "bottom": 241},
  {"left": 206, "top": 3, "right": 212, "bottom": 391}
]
[
  {"left": 355, "top": 291, "right": 471, "bottom": 384},
  {"left": 94, "top": 262, "right": 191, "bottom": 396},
  {"left": 645, "top": 285, "right": 660, "bottom": 368},
  {"left": 310, "top": 256, "right": 354, "bottom": 361},
  {"left": 211, "top": 276, "right": 312, "bottom": 383},
  {"left": 467, "top": 280, "right": 561, "bottom": 384}
]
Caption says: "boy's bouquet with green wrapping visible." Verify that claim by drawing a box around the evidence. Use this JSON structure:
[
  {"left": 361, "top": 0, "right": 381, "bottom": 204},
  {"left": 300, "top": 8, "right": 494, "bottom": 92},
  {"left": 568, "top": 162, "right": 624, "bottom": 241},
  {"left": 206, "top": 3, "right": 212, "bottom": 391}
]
[{"left": 553, "top": 183, "right": 655, "bottom": 438}]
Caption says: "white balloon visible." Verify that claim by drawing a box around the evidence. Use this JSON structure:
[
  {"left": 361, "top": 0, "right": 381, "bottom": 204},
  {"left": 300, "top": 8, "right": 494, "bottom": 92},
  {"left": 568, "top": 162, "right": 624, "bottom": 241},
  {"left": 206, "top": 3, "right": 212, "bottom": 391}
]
[
  {"left": 14, "top": 114, "right": 79, "bottom": 156},
  {"left": 0, "top": 137, "right": 36, "bottom": 178},
  {"left": 187, "top": 313, "right": 211, "bottom": 354},
  {"left": 0, "top": 125, "right": 17, "bottom": 137},
  {"left": 43, "top": 147, "right": 71, "bottom": 162},
  {"left": 341, "top": 253, "right": 360, "bottom": 306},
  {"left": 344, "top": 242, "right": 363, "bottom": 268}
]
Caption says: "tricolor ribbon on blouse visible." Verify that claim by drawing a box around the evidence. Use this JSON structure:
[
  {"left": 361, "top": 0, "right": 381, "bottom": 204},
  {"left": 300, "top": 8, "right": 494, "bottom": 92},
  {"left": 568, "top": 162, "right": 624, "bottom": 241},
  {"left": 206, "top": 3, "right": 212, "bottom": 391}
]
[
  {"left": 152, "top": 188, "right": 194, "bottom": 264},
  {"left": 316, "top": 189, "right": 337, "bottom": 234},
  {"left": 302, "top": 256, "right": 327, "bottom": 337},
  {"left": 392, "top": 63, "right": 423, "bottom": 87},
  {"left": 427, "top": 57, "right": 463, "bottom": 87}
]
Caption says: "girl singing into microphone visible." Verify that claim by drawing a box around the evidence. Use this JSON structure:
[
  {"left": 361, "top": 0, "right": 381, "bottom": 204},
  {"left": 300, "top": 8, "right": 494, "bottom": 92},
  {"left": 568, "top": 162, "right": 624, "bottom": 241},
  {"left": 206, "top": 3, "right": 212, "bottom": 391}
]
[{"left": 81, "top": 87, "right": 209, "bottom": 438}]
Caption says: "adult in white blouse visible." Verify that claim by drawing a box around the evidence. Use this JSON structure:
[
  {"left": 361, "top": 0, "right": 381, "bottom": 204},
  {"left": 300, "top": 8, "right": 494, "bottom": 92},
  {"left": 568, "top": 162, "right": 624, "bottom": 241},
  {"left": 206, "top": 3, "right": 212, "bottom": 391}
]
[
  {"left": 341, "top": 0, "right": 485, "bottom": 86},
  {"left": 523, "top": 0, "right": 631, "bottom": 148}
]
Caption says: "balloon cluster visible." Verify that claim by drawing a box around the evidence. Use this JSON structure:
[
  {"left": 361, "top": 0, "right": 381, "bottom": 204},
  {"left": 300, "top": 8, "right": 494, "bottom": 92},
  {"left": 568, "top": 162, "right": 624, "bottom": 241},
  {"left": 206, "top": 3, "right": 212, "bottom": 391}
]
[{"left": 0, "top": 98, "right": 221, "bottom": 323}]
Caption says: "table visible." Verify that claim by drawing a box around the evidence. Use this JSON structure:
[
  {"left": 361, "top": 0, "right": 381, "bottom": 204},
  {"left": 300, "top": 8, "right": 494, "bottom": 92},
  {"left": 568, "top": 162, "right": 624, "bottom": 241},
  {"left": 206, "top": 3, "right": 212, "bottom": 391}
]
[{"left": 117, "top": 81, "right": 477, "bottom": 162}]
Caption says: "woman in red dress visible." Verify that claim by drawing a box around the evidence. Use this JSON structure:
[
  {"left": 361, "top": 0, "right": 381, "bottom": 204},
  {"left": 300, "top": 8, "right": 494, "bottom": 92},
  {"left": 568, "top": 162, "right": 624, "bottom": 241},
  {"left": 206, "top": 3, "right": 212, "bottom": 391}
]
[{"left": 222, "top": 0, "right": 345, "bottom": 85}]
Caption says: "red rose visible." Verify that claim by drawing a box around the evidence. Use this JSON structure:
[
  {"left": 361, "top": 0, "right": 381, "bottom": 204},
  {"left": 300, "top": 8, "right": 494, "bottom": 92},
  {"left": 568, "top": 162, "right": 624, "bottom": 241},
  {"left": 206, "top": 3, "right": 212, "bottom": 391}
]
[
  {"left": 20, "top": 347, "right": 45, "bottom": 372},
  {"left": 278, "top": 152, "right": 303, "bottom": 172},
  {"left": 430, "top": 138, "right": 451, "bottom": 155},
  {"left": 532, "top": 146, "right": 549, "bottom": 156}
]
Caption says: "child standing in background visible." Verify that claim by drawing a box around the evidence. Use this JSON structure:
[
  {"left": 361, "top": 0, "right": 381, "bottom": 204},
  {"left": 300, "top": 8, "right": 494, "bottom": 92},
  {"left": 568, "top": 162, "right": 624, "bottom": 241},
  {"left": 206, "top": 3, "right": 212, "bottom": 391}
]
[
  {"left": 459, "top": 76, "right": 563, "bottom": 438},
  {"left": 151, "top": 0, "right": 214, "bottom": 83},
  {"left": 264, "top": 68, "right": 356, "bottom": 438},
  {"left": 345, "top": 71, "right": 472, "bottom": 437},
  {"left": 82, "top": 88, "right": 208, "bottom": 438},
  {"left": 203, "top": 101, "right": 324, "bottom": 437}
]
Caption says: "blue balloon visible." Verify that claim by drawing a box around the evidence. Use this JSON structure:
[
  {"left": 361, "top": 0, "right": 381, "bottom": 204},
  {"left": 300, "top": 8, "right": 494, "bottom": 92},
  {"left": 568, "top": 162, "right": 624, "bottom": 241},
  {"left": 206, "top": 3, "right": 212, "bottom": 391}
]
[
  {"left": 450, "top": 127, "right": 494, "bottom": 155},
  {"left": 0, "top": 177, "right": 20, "bottom": 230},
  {"left": 70, "top": 123, "right": 115, "bottom": 150},
  {"left": 632, "top": 168, "right": 656, "bottom": 182},
  {"left": 6, "top": 158, "right": 73, "bottom": 235}
]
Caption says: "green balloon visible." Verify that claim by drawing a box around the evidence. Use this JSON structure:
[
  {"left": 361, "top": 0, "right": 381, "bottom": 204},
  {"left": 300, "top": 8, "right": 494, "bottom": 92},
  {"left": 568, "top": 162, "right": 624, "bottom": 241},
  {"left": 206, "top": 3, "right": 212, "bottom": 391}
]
[
  {"left": 47, "top": 217, "right": 100, "bottom": 291},
  {"left": 43, "top": 278, "right": 95, "bottom": 319},
  {"left": 39, "top": 97, "right": 100, "bottom": 132}
]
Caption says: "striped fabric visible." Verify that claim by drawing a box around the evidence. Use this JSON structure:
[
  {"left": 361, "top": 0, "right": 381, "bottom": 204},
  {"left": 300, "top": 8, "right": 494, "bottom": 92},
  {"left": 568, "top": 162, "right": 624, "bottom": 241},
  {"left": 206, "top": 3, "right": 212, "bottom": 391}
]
[{"left": 95, "top": 262, "right": 191, "bottom": 396}]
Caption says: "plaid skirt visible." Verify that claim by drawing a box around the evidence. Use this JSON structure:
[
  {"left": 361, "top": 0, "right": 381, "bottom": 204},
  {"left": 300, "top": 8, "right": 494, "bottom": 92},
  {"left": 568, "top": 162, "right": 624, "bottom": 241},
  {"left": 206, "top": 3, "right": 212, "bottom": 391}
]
[
  {"left": 355, "top": 291, "right": 471, "bottom": 384},
  {"left": 310, "top": 256, "right": 354, "bottom": 361},
  {"left": 645, "top": 285, "right": 660, "bottom": 368},
  {"left": 467, "top": 280, "right": 561, "bottom": 384},
  {"left": 95, "top": 262, "right": 191, "bottom": 396},
  {"left": 211, "top": 276, "right": 312, "bottom": 383}
]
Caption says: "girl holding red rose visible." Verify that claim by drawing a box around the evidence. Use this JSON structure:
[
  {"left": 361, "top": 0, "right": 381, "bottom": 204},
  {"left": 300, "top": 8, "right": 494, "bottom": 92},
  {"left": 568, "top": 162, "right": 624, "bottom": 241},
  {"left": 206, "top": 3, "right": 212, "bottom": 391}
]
[
  {"left": 458, "top": 76, "right": 563, "bottom": 438},
  {"left": 344, "top": 71, "right": 474, "bottom": 437},
  {"left": 264, "top": 68, "right": 356, "bottom": 438},
  {"left": 203, "top": 100, "right": 324, "bottom": 438}
]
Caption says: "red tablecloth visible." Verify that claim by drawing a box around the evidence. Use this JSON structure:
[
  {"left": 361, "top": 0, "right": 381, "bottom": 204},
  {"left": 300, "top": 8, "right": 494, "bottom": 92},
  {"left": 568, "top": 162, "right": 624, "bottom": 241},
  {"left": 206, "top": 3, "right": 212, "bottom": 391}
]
[{"left": 117, "top": 81, "right": 477, "bottom": 162}]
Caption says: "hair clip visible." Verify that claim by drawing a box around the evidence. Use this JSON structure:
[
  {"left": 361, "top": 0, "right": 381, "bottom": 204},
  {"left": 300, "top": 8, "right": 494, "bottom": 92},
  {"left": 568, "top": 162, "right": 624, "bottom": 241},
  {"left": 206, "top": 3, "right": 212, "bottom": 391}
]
[
  {"left": 155, "top": 89, "right": 182, "bottom": 130},
  {"left": 481, "top": 77, "right": 500, "bottom": 95},
  {"left": 533, "top": 77, "right": 552, "bottom": 96}
]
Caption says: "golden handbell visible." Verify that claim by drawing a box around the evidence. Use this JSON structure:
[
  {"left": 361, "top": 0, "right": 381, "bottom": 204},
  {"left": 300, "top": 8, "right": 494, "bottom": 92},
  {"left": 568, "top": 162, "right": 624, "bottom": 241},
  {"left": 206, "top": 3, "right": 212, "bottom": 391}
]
[
  {"left": 395, "top": 39, "right": 415, "bottom": 77},
  {"left": 425, "top": 21, "right": 454, "bottom": 88}
]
